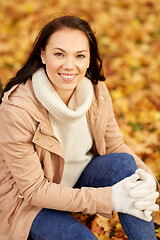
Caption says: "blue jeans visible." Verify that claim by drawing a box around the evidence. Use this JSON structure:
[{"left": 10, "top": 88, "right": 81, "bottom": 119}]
[{"left": 28, "top": 153, "right": 157, "bottom": 240}]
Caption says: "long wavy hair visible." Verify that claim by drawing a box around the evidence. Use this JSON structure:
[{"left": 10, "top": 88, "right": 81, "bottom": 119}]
[{"left": 0, "top": 15, "right": 105, "bottom": 104}]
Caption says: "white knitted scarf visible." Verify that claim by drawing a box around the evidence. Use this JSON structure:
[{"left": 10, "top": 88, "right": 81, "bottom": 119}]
[{"left": 32, "top": 68, "right": 94, "bottom": 187}]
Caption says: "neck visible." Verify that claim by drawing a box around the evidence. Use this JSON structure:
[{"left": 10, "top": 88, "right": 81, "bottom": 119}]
[
  {"left": 49, "top": 80, "right": 75, "bottom": 105},
  {"left": 57, "top": 89, "right": 75, "bottom": 105}
]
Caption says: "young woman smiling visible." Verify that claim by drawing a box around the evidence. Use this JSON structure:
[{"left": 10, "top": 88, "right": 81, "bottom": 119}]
[
  {"left": 40, "top": 27, "right": 90, "bottom": 104},
  {"left": 0, "top": 15, "right": 159, "bottom": 240}
]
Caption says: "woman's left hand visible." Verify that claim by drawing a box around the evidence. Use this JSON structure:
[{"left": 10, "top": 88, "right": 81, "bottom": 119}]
[{"left": 125, "top": 169, "right": 159, "bottom": 213}]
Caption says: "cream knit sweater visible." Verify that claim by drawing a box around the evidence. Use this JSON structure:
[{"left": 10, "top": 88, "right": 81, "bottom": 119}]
[{"left": 32, "top": 68, "right": 94, "bottom": 187}]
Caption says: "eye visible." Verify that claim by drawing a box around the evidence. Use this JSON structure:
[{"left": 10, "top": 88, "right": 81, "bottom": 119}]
[
  {"left": 55, "top": 52, "right": 64, "bottom": 57},
  {"left": 77, "top": 54, "right": 86, "bottom": 58}
]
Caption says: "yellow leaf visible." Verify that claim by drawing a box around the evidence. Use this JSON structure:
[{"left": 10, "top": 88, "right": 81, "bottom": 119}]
[
  {"left": 153, "top": 209, "right": 160, "bottom": 225},
  {"left": 96, "top": 214, "right": 110, "bottom": 232}
]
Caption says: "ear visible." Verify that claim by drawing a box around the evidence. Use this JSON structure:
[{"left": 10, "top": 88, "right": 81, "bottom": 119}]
[{"left": 41, "top": 48, "right": 46, "bottom": 64}]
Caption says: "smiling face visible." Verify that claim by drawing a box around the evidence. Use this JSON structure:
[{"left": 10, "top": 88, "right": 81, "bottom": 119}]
[{"left": 41, "top": 27, "right": 90, "bottom": 104}]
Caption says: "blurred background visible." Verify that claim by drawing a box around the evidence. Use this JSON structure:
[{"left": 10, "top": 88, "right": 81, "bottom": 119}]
[{"left": 0, "top": 0, "right": 160, "bottom": 239}]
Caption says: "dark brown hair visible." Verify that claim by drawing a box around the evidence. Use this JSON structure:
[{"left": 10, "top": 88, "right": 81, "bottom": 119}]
[{"left": 0, "top": 15, "right": 105, "bottom": 103}]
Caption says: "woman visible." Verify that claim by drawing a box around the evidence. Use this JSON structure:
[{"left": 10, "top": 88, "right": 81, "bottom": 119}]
[{"left": 0, "top": 15, "right": 159, "bottom": 240}]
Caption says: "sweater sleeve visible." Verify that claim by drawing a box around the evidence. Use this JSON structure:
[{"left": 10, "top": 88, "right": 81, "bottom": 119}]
[{"left": 0, "top": 105, "right": 112, "bottom": 218}]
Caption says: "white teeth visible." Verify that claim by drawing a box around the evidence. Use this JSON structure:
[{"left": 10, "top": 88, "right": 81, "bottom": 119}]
[{"left": 60, "top": 74, "right": 76, "bottom": 79}]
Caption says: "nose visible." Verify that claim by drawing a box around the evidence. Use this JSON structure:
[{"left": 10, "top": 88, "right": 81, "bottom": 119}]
[{"left": 63, "top": 56, "right": 75, "bottom": 70}]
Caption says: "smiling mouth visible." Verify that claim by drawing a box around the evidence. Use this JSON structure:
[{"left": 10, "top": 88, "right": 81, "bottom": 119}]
[{"left": 59, "top": 73, "right": 77, "bottom": 81}]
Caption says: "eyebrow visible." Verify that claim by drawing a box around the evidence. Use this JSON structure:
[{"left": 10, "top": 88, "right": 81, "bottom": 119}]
[{"left": 53, "top": 48, "right": 88, "bottom": 53}]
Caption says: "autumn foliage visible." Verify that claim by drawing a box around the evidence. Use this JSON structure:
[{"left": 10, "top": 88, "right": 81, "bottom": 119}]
[{"left": 0, "top": 0, "right": 160, "bottom": 239}]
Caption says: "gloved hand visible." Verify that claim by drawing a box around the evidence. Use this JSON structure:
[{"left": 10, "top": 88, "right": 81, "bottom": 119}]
[
  {"left": 112, "top": 173, "right": 153, "bottom": 222},
  {"left": 125, "top": 169, "right": 157, "bottom": 196},
  {"left": 126, "top": 169, "right": 159, "bottom": 213}
]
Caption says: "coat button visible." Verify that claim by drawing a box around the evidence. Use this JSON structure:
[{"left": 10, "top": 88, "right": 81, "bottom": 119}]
[
  {"left": 100, "top": 96, "right": 104, "bottom": 100},
  {"left": 35, "top": 137, "right": 39, "bottom": 140},
  {"left": 49, "top": 143, "right": 53, "bottom": 148},
  {"left": 19, "top": 194, "right": 24, "bottom": 199}
]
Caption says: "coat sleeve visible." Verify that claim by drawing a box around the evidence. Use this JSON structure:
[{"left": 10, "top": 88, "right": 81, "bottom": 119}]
[
  {"left": 0, "top": 105, "right": 112, "bottom": 218},
  {"left": 102, "top": 85, "right": 159, "bottom": 190}
]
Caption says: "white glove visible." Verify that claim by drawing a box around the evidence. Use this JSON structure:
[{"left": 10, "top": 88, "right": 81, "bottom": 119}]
[
  {"left": 112, "top": 173, "right": 152, "bottom": 222},
  {"left": 125, "top": 169, "right": 157, "bottom": 196},
  {"left": 127, "top": 169, "right": 159, "bottom": 213}
]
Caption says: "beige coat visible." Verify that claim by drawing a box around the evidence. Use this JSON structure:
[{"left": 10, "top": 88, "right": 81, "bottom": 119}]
[{"left": 0, "top": 79, "right": 158, "bottom": 240}]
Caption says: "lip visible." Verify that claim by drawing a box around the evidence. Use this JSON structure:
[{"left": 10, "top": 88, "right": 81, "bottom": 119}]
[{"left": 58, "top": 73, "right": 77, "bottom": 82}]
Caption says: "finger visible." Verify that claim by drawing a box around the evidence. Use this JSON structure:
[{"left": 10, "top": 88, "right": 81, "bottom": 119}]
[
  {"left": 135, "top": 169, "right": 149, "bottom": 181},
  {"left": 124, "top": 174, "right": 141, "bottom": 190},
  {"left": 135, "top": 169, "right": 145, "bottom": 177},
  {"left": 144, "top": 191, "right": 159, "bottom": 201},
  {"left": 142, "top": 216, "right": 152, "bottom": 222},
  {"left": 136, "top": 170, "right": 156, "bottom": 189},
  {"left": 129, "top": 189, "right": 151, "bottom": 198},
  {"left": 135, "top": 201, "right": 154, "bottom": 210},
  {"left": 126, "top": 173, "right": 140, "bottom": 183},
  {"left": 125, "top": 181, "right": 141, "bottom": 191},
  {"left": 129, "top": 178, "right": 156, "bottom": 191},
  {"left": 135, "top": 201, "right": 159, "bottom": 211},
  {"left": 133, "top": 209, "right": 152, "bottom": 222},
  {"left": 130, "top": 173, "right": 140, "bottom": 182},
  {"left": 144, "top": 210, "right": 152, "bottom": 218},
  {"left": 147, "top": 204, "right": 159, "bottom": 212},
  {"left": 129, "top": 189, "right": 159, "bottom": 198}
]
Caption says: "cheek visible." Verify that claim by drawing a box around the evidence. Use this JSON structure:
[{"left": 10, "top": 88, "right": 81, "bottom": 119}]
[
  {"left": 46, "top": 61, "right": 60, "bottom": 73},
  {"left": 78, "top": 62, "right": 89, "bottom": 72},
  {"left": 45, "top": 64, "right": 60, "bottom": 82}
]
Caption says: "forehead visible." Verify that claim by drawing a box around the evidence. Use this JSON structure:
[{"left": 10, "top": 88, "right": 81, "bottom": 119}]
[{"left": 46, "top": 28, "right": 90, "bottom": 51}]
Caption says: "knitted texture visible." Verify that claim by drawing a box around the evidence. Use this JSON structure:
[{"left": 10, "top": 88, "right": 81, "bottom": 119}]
[{"left": 32, "top": 68, "right": 94, "bottom": 187}]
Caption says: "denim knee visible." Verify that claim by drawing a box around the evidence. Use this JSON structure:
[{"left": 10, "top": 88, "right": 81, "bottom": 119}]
[
  {"left": 75, "top": 152, "right": 138, "bottom": 188},
  {"left": 114, "top": 152, "right": 138, "bottom": 177},
  {"left": 99, "top": 152, "right": 138, "bottom": 185}
]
